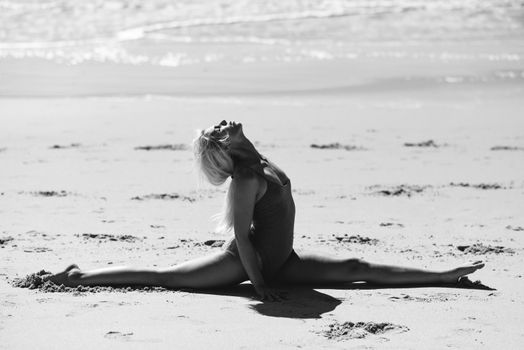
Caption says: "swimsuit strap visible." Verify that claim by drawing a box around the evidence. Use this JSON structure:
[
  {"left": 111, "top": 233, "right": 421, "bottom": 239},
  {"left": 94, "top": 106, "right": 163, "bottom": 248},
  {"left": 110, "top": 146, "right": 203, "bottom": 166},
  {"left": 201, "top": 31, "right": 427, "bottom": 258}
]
[{"left": 245, "top": 155, "right": 284, "bottom": 186}]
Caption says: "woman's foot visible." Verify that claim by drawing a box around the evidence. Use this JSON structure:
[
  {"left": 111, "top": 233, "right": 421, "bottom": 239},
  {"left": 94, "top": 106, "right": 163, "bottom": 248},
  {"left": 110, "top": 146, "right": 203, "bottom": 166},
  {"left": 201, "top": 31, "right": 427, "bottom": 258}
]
[
  {"left": 440, "top": 261, "right": 485, "bottom": 283},
  {"left": 47, "top": 264, "right": 82, "bottom": 287}
]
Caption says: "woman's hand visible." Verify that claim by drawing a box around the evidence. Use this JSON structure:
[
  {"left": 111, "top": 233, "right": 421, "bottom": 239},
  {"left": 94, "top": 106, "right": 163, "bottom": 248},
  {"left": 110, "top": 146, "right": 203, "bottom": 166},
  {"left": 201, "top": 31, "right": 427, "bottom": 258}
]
[{"left": 254, "top": 284, "right": 285, "bottom": 302}]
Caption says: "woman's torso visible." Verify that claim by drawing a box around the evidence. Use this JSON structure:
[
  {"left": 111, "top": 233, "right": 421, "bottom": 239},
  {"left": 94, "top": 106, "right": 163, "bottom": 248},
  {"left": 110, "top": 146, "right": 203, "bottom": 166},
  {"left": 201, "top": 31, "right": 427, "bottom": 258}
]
[{"left": 235, "top": 156, "right": 296, "bottom": 280}]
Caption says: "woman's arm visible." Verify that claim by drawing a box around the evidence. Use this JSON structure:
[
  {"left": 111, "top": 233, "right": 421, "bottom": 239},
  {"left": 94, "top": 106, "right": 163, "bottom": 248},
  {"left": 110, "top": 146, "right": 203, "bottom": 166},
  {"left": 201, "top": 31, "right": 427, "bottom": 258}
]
[{"left": 231, "top": 172, "right": 281, "bottom": 301}]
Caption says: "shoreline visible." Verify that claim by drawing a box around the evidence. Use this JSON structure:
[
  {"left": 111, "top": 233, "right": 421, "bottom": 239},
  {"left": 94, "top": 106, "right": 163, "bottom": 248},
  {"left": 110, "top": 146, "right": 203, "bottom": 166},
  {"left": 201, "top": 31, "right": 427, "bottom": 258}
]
[{"left": 1, "top": 53, "right": 523, "bottom": 98}]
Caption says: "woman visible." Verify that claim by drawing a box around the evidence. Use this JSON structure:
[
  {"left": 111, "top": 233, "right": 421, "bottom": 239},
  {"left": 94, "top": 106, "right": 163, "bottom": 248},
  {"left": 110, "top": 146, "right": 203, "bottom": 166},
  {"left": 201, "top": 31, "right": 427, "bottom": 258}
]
[{"left": 50, "top": 120, "right": 484, "bottom": 301}]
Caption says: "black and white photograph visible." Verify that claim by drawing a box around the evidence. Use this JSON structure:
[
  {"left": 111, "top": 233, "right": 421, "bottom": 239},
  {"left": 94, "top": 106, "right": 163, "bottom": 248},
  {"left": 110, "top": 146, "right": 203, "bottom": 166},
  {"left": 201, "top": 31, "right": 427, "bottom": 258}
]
[{"left": 1, "top": 0, "right": 523, "bottom": 348}]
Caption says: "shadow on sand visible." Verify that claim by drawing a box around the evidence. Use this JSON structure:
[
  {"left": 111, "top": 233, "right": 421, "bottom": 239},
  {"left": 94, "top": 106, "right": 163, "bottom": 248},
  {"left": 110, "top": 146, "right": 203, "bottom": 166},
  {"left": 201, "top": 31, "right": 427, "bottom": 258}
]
[{"left": 184, "top": 277, "right": 494, "bottom": 319}]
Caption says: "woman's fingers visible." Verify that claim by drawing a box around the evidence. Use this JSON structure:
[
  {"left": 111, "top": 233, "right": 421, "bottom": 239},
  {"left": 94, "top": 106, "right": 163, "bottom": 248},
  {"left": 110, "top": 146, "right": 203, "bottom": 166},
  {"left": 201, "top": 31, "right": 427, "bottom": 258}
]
[
  {"left": 264, "top": 292, "right": 278, "bottom": 302},
  {"left": 261, "top": 288, "right": 285, "bottom": 302},
  {"left": 254, "top": 284, "right": 287, "bottom": 302}
]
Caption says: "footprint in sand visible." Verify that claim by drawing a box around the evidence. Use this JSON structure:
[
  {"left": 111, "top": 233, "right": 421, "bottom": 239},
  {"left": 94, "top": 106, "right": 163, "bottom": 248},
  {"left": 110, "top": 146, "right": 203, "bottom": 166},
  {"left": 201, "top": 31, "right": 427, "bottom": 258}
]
[
  {"left": 370, "top": 184, "right": 430, "bottom": 197},
  {"left": 76, "top": 233, "right": 142, "bottom": 243},
  {"left": 388, "top": 293, "right": 455, "bottom": 303},
  {"left": 10, "top": 270, "right": 52, "bottom": 290},
  {"left": 27, "top": 190, "right": 71, "bottom": 197},
  {"left": 506, "top": 225, "right": 524, "bottom": 232},
  {"left": 403, "top": 140, "right": 441, "bottom": 148},
  {"left": 320, "top": 321, "right": 409, "bottom": 340},
  {"left": 310, "top": 143, "right": 365, "bottom": 151},
  {"left": 0, "top": 236, "right": 14, "bottom": 247},
  {"left": 203, "top": 239, "right": 225, "bottom": 248},
  {"left": 457, "top": 243, "right": 514, "bottom": 255},
  {"left": 104, "top": 331, "right": 134, "bottom": 339},
  {"left": 332, "top": 234, "right": 379, "bottom": 245},
  {"left": 131, "top": 193, "right": 195, "bottom": 202},
  {"left": 292, "top": 189, "right": 316, "bottom": 196},
  {"left": 490, "top": 145, "right": 524, "bottom": 151},
  {"left": 134, "top": 144, "right": 187, "bottom": 151},
  {"left": 449, "top": 182, "right": 506, "bottom": 190},
  {"left": 23, "top": 247, "right": 52, "bottom": 253},
  {"left": 50, "top": 143, "right": 81, "bottom": 149},
  {"left": 380, "top": 222, "right": 404, "bottom": 228}
]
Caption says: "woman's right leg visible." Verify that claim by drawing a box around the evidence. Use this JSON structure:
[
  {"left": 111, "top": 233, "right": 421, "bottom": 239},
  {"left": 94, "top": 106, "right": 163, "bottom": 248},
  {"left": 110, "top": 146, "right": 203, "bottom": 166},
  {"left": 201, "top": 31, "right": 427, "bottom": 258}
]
[{"left": 49, "top": 251, "right": 248, "bottom": 289}]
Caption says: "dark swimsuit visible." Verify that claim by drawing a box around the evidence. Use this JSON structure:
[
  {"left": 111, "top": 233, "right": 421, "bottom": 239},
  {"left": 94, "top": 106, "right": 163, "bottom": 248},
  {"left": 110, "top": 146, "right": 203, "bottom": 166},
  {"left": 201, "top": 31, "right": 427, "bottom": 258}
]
[{"left": 224, "top": 156, "right": 296, "bottom": 283}]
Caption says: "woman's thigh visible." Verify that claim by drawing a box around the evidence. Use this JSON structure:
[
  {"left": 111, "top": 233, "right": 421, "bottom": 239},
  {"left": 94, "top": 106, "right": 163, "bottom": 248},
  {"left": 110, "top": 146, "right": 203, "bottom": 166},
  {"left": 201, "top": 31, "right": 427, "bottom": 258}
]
[
  {"left": 273, "top": 251, "right": 356, "bottom": 285},
  {"left": 160, "top": 251, "right": 248, "bottom": 289}
]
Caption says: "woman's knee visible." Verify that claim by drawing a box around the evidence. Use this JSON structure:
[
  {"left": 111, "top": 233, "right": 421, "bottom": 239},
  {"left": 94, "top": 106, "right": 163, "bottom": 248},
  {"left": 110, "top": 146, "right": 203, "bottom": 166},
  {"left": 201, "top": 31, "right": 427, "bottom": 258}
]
[
  {"left": 345, "top": 258, "right": 370, "bottom": 276},
  {"left": 155, "top": 270, "right": 178, "bottom": 288}
]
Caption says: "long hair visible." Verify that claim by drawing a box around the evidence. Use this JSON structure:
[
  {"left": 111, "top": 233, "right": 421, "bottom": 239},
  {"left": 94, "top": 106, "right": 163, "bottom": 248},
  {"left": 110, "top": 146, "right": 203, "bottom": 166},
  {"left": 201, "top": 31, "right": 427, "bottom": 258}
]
[{"left": 193, "top": 129, "right": 235, "bottom": 233}]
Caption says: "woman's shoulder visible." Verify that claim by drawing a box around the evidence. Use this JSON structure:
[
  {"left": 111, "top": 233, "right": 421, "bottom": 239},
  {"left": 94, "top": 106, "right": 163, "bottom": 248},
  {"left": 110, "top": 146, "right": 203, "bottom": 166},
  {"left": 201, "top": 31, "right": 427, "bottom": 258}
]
[
  {"left": 232, "top": 165, "right": 266, "bottom": 188},
  {"left": 233, "top": 155, "right": 289, "bottom": 186},
  {"left": 232, "top": 165, "right": 267, "bottom": 201}
]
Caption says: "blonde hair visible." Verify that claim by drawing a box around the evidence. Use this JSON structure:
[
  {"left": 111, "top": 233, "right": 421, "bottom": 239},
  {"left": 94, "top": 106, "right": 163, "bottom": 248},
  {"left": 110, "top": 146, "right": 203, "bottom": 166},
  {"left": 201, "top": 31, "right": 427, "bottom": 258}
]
[{"left": 193, "top": 129, "right": 235, "bottom": 232}]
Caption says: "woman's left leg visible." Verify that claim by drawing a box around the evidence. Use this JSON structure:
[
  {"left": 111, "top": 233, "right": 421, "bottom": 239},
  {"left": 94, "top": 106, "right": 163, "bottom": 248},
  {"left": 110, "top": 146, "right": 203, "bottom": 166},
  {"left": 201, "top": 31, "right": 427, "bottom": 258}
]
[{"left": 273, "top": 251, "right": 484, "bottom": 285}]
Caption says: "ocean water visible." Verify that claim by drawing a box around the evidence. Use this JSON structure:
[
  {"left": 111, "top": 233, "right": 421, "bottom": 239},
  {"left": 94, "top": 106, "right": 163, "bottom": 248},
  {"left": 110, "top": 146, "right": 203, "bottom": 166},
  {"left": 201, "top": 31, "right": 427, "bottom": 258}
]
[{"left": 1, "top": 0, "right": 523, "bottom": 67}]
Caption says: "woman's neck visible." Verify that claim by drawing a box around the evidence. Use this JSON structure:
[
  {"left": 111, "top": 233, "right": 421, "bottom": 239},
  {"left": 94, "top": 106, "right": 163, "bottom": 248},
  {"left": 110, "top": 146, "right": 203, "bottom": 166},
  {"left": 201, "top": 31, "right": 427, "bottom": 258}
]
[{"left": 229, "top": 139, "right": 261, "bottom": 165}]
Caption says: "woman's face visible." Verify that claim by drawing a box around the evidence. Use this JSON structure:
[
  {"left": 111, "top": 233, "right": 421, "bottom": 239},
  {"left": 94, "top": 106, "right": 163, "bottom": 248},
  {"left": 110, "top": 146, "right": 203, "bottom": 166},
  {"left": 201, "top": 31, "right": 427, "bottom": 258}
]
[
  {"left": 204, "top": 120, "right": 258, "bottom": 160},
  {"left": 207, "top": 120, "right": 243, "bottom": 141}
]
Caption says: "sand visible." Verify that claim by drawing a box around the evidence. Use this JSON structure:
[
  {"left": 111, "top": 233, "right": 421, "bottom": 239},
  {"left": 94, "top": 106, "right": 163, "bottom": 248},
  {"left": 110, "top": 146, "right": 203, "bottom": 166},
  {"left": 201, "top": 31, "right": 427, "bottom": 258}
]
[{"left": 1, "top": 67, "right": 524, "bottom": 349}]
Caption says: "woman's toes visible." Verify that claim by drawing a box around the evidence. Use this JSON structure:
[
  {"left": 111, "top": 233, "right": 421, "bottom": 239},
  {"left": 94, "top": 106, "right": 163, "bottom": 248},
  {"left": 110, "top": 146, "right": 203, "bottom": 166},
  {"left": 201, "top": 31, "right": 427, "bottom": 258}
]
[
  {"left": 47, "top": 264, "right": 82, "bottom": 287},
  {"left": 65, "top": 264, "right": 80, "bottom": 272},
  {"left": 442, "top": 262, "right": 486, "bottom": 284},
  {"left": 47, "top": 272, "right": 65, "bottom": 285},
  {"left": 472, "top": 261, "right": 485, "bottom": 269}
]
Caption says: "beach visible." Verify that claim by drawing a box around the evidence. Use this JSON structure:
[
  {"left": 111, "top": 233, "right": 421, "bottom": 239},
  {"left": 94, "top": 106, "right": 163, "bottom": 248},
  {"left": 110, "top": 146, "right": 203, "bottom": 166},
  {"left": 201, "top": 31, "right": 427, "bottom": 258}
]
[{"left": 1, "top": 1, "right": 524, "bottom": 349}]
